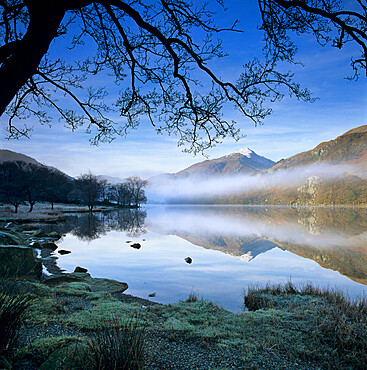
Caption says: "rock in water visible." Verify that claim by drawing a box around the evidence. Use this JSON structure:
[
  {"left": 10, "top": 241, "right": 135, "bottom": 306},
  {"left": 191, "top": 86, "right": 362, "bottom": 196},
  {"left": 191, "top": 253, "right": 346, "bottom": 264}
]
[
  {"left": 185, "top": 257, "right": 193, "bottom": 264},
  {"left": 130, "top": 243, "right": 141, "bottom": 249},
  {"left": 148, "top": 292, "right": 156, "bottom": 297},
  {"left": 58, "top": 250, "right": 71, "bottom": 255}
]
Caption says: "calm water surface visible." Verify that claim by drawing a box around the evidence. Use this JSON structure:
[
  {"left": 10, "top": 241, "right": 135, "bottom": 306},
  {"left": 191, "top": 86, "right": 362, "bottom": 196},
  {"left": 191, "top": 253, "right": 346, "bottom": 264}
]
[{"left": 51, "top": 205, "right": 367, "bottom": 312}]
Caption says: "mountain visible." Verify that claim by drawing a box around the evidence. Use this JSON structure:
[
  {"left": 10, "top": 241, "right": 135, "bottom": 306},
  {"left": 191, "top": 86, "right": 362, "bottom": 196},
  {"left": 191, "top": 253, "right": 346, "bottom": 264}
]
[
  {"left": 174, "top": 147, "right": 275, "bottom": 179},
  {"left": 267, "top": 125, "right": 367, "bottom": 175},
  {"left": 147, "top": 147, "right": 276, "bottom": 203},
  {"left": 97, "top": 175, "right": 125, "bottom": 185},
  {"left": 0, "top": 149, "right": 42, "bottom": 165},
  {"left": 0, "top": 149, "right": 73, "bottom": 180},
  {"left": 236, "top": 125, "right": 367, "bottom": 206},
  {"left": 174, "top": 233, "right": 276, "bottom": 262}
]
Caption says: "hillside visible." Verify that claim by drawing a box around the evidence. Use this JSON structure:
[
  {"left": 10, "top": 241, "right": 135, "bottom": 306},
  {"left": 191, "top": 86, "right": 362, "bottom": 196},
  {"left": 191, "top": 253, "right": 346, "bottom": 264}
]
[
  {"left": 212, "top": 126, "right": 367, "bottom": 206},
  {"left": 0, "top": 149, "right": 41, "bottom": 165},
  {"left": 0, "top": 149, "right": 73, "bottom": 180},
  {"left": 268, "top": 125, "right": 367, "bottom": 175}
]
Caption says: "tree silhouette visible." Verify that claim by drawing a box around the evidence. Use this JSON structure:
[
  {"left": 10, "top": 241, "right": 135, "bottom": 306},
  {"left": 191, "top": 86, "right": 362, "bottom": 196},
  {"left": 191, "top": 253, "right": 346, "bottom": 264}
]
[
  {"left": 126, "top": 176, "right": 147, "bottom": 207},
  {"left": 259, "top": 1, "right": 367, "bottom": 79},
  {"left": 0, "top": 161, "right": 25, "bottom": 212},
  {"left": 75, "top": 171, "right": 107, "bottom": 211},
  {"left": 0, "top": 1, "right": 365, "bottom": 150}
]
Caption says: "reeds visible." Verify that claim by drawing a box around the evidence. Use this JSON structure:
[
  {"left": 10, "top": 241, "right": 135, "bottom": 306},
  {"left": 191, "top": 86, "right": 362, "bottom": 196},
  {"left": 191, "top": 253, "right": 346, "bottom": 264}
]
[
  {"left": 244, "top": 281, "right": 367, "bottom": 368},
  {"left": 0, "top": 280, "right": 33, "bottom": 355},
  {"left": 84, "top": 316, "right": 146, "bottom": 370}
]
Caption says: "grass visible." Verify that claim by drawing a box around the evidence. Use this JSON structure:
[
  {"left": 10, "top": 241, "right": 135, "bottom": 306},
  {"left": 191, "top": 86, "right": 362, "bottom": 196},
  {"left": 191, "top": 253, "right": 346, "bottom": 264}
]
[
  {"left": 83, "top": 316, "right": 146, "bottom": 370},
  {"left": 186, "top": 290, "right": 200, "bottom": 302},
  {"left": 244, "top": 281, "right": 367, "bottom": 368},
  {"left": 5, "top": 277, "right": 366, "bottom": 369},
  {"left": 0, "top": 280, "right": 33, "bottom": 356},
  {"left": 15, "top": 336, "right": 83, "bottom": 365}
]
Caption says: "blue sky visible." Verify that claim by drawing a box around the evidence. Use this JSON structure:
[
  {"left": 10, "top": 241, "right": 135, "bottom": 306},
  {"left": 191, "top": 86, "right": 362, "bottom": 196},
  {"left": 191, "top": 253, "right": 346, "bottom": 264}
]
[{"left": 1, "top": 0, "right": 366, "bottom": 178}]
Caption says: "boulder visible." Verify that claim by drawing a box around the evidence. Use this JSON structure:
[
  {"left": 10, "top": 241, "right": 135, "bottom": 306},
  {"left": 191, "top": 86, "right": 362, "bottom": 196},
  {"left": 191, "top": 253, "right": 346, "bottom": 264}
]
[
  {"left": 48, "top": 231, "right": 62, "bottom": 240},
  {"left": 58, "top": 250, "right": 71, "bottom": 255},
  {"left": 74, "top": 266, "right": 88, "bottom": 273},
  {"left": 39, "top": 342, "right": 88, "bottom": 370},
  {"left": 42, "top": 274, "right": 87, "bottom": 286},
  {"left": 0, "top": 230, "right": 26, "bottom": 245},
  {"left": 28, "top": 241, "right": 42, "bottom": 249},
  {"left": 185, "top": 257, "right": 193, "bottom": 264},
  {"left": 41, "top": 273, "right": 128, "bottom": 294},
  {"left": 88, "top": 277, "right": 128, "bottom": 294},
  {"left": 41, "top": 242, "right": 58, "bottom": 251},
  {"left": 130, "top": 243, "right": 141, "bottom": 249},
  {"left": 32, "top": 229, "right": 47, "bottom": 237},
  {"left": 0, "top": 245, "right": 42, "bottom": 280}
]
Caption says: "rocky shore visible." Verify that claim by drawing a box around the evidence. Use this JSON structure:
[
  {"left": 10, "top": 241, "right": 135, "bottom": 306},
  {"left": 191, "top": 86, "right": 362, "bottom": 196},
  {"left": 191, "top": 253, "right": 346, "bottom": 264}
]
[{"left": 0, "top": 206, "right": 366, "bottom": 369}]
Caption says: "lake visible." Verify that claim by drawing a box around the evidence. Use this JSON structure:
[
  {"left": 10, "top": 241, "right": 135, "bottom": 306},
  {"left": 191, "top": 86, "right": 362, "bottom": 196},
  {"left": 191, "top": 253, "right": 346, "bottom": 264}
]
[{"left": 49, "top": 205, "right": 367, "bottom": 312}]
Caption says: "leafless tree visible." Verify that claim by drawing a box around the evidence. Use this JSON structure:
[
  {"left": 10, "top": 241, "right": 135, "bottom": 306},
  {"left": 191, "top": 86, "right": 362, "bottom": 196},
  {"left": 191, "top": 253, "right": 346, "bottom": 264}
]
[
  {"left": 0, "top": 1, "right": 365, "bottom": 151},
  {"left": 259, "top": 1, "right": 367, "bottom": 79},
  {"left": 126, "top": 176, "right": 147, "bottom": 207},
  {"left": 76, "top": 171, "right": 107, "bottom": 210}
]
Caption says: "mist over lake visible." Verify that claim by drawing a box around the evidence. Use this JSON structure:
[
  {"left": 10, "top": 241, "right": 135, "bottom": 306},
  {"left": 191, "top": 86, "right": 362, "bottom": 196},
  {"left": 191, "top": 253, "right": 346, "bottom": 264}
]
[{"left": 52, "top": 205, "right": 367, "bottom": 312}]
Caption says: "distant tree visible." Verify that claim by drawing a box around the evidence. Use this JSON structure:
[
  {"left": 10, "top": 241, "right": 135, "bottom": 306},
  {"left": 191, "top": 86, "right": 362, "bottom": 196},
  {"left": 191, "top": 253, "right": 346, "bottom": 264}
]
[
  {"left": 116, "top": 183, "right": 133, "bottom": 207},
  {"left": 0, "top": 161, "right": 25, "bottom": 212},
  {"left": 347, "top": 188, "right": 358, "bottom": 203},
  {"left": 21, "top": 162, "right": 46, "bottom": 212},
  {"left": 126, "top": 177, "right": 148, "bottom": 208},
  {"left": 76, "top": 171, "right": 107, "bottom": 211},
  {"left": 0, "top": 160, "right": 75, "bottom": 211},
  {"left": 40, "top": 168, "right": 73, "bottom": 209},
  {"left": 0, "top": 160, "right": 46, "bottom": 212}
]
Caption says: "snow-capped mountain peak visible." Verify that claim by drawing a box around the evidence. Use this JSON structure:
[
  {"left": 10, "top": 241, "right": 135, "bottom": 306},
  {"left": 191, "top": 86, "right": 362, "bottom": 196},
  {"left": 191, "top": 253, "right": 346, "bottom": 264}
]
[
  {"left": 234, "top": 147, "right": 254, "bottom": 158},
  {"left": 221, "top": 147, "right": 276, "bottom": 169}
]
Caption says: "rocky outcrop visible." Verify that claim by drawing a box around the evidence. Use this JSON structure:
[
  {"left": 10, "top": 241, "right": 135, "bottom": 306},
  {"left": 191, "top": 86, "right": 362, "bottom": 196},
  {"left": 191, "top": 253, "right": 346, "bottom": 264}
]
[
  {"left": 0, "top": 230, "right": 26, "bottom": 245},
  {"left": 42, "top": 272, "right": 128, "bottom": 294},
  {"left": 0, "top": 246, "right": 42, "bottom": 280}
]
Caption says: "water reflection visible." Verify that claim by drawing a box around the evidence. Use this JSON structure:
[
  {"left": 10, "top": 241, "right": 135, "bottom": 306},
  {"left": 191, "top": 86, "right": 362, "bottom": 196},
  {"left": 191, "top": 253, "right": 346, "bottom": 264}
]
[
  {"left": 46, "top": 209, "right": 147, "bottom": 241},
  {"left": 146, "top": 206, "right": 367, "bottom": 284},
  {"left": 52, "top": 205, "right": 367, "bottom": 311}
]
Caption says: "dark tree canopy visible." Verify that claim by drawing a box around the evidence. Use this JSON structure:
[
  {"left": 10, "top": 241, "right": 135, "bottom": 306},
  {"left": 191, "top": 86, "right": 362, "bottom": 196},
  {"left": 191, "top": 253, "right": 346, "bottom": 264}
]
[
  {"left": 0, "top": 160, "right": 73, "bottom": 212},
  {"left": 75, "top": 171, "right": 106, "bottom": 211},
  {"left": 0, "top": 0, "right": 365, "bottom": 152}
]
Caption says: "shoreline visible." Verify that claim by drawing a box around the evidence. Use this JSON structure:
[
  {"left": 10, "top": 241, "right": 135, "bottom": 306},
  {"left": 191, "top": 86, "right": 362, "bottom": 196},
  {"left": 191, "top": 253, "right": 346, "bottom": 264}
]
[
  {"left": 0, "top": 203, "right": 118, "bottom": 223},
  {"left": 0, "top": 204, "right": 366, "bottom": 369}
]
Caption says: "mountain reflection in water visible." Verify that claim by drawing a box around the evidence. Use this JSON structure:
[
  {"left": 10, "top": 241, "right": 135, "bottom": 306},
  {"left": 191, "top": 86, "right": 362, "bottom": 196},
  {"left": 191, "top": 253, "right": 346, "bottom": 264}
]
[
  {"left": 147, "top": 206, "right": 367, "bottom": 284},
  {"left": 53, "top": 206, "right": 367, "bottom": 311}
]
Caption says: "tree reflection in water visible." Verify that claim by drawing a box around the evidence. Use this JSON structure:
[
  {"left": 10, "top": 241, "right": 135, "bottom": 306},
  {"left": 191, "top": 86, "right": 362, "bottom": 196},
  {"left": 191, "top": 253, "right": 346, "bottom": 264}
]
[{"left": 64, "top": 209, "right": 147, "bottom": 242}]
